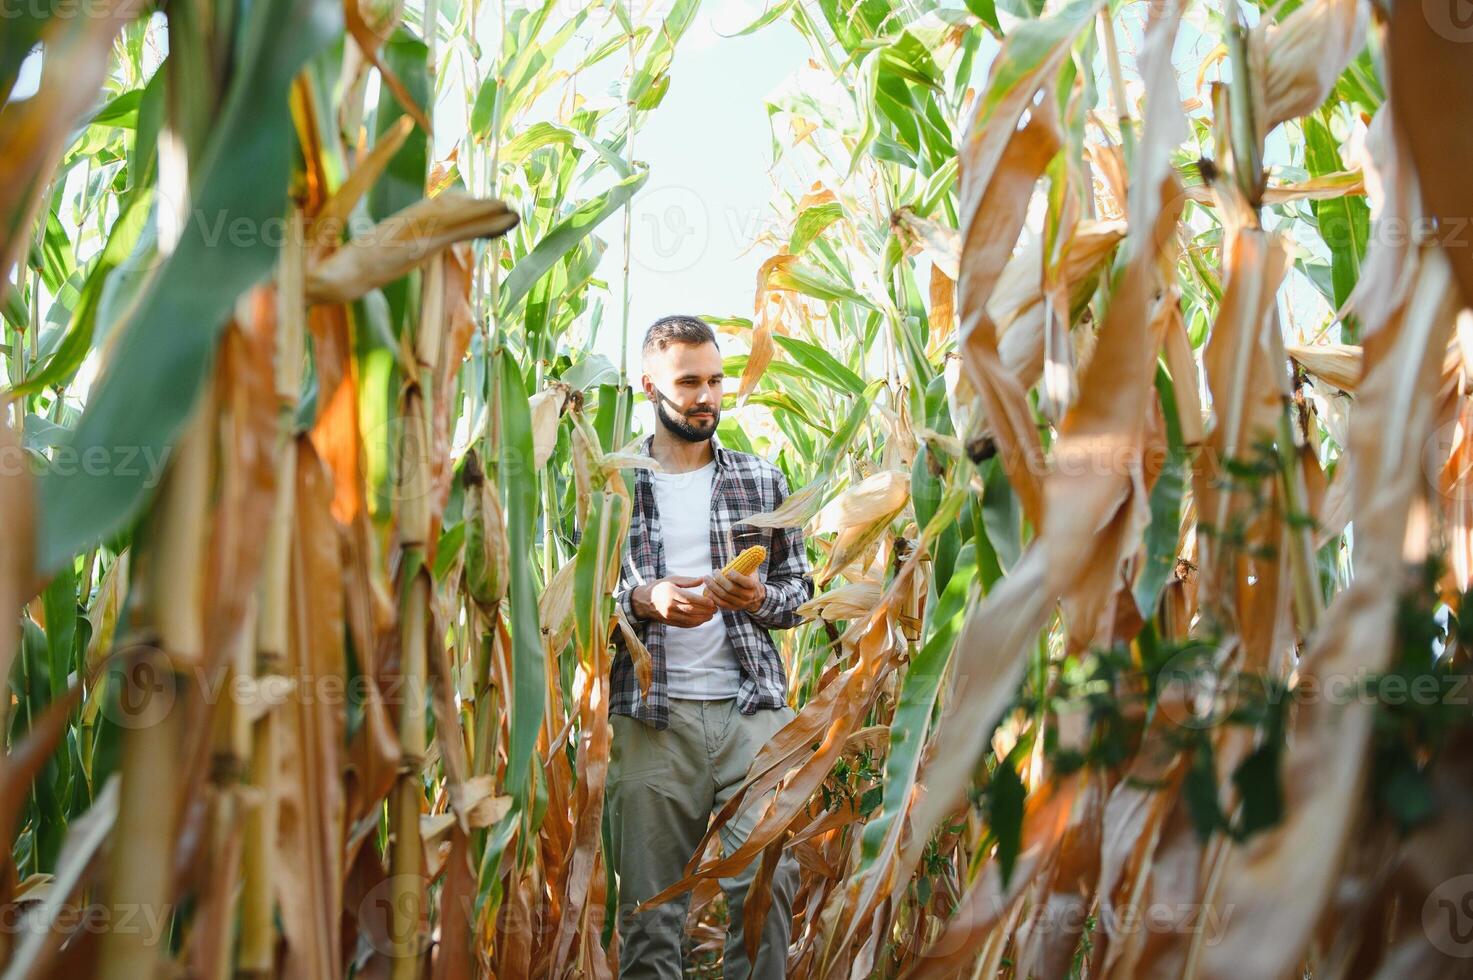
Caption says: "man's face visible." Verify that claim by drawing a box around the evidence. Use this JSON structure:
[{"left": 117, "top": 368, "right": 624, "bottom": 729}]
[{"left": 642, "top": 341, "right": 724, "bottom": 443}]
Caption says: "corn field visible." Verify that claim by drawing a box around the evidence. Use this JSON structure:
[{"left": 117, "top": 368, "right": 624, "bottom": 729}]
[{"left": 2, "top": 0, "right": 1473, "bottom": 976}]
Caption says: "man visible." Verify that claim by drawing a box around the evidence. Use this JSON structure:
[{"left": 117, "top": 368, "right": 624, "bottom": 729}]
[{"left": 607, "top": 314, "right": 814, "bottom": 979}]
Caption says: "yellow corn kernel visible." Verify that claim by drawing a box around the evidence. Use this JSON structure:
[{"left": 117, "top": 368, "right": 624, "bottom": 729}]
[{"left": 721, "top": 545, "right": 766, "bottom": 577}]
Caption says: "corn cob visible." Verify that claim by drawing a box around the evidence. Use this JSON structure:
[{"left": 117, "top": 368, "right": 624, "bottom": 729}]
[{"left": 721, "top": 545, "right": 766, "bottom": 577}]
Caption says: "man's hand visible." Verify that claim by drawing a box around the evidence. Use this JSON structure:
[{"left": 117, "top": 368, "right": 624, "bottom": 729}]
[
  {"left": 705, "top": 569, "right": 766, "bottom": 613},
  {"left": 632, "top": 576, "right": 719, "bottom": 627}
]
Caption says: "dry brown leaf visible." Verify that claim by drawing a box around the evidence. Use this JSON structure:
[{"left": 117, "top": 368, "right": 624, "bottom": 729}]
[
  {"left": 989, "top": 219, "right": 1125, "bottom": 334},
  {"left": 1440, "top": 396, "right": 1473, "bottom": 592},
  {"left": 430, "top": 826, "right": 478, "bottom": 980},
  {"left": 906, "top": 775, "right": 1080, "bottom": 979},
  {"left": 810, "top": 471, "right": 910, "bottom": 587},
  {"left": 1256, "top": 0, "right": 1366, "bottom": 135},
  {"left": 811, "top": 470, "right": 909, "bottom": 536},
  {"left": 1163, "top": 303, "right": 1206, "bottom": 445},
  {"left": 1087, "top": 139, "right": 1128, "bottom": 220},
  {"left": 738, "top": 480, "right": 827, "bottom": 530},
  {"left": 307, "top": 115, "right": 415, "bottom": 249},
  {"left": 903, "top": 0, "right": 1187, "bottom": 925},
  {"left": 276, "top": 437, "right": 348, "bottom": 980},
  {"left": 928, "top": 262, "right": 956, "bottom": 346},
  {"left": 204, "top": 293, "right": 281, "bottom": 670},
  {"left": 0, "top": 408, "right": 35, "bottom": 723},
  {"left": 893, "top": 207, "right": 959, "bottom": 281},
  {"left": 305, "top": 192, "right": 518, "bottom": 304},
  {"left": 637, "top": 556, "right": 926, "bottom": 915},
  {"left": 343, "top": 0, "right": 433, "bottom": 138},
  {"left": 548, "top": 597, "right": 615, "bottom": 980},
  {"left": 1044, "top": 0, "right": 1187, "bottom": 648},
  {"left": 796, "top": 181, "right": 837, "bottom": 212},
  {"left": 1011, "top": 774, "right": 1108, "bottom": 977},
  {"left": 1196, "top": 229, "right": 1290, "bottom": 613},
  {"left": 797, "top": 580, "right": 884, "bottom": 622},
  {"left": 1201, "top": 251, "right": 1459, "bottom": 980},
  {"left": 957, "top": 99, "right": 1060, "bottom": 528},
  {"left": 993, "top": 220, "right": 1127, "bottom": 407},
  {"left": 426, "top": 245, "right": 478, "bottom": 528},
  {"left": 307, "top": 298, "right": 370, "bottom": 524},
  {"left": 529, "top": 384, "right": 569, "bottom": 470},
  {"left": 738, "top": 317, "right": 775, "bottom": 402},
  {"left": 1094, "top": 721, "right": 1189, "bottom": 977},
  {"left": 1286, "top": 342, "right": 1363, "bottom": 392},
  {"left": 613, "top": 605, "right": 654, "bottom": 696},
  {"left": 1184, "top": 170, "right": 1366, "bottom": 207},
  {"left": 1345, "top": 108, "right": 1423, "bottom": 333},
  {"left": 1389, "top": 0, "right": 1473, "bottom": 309},
  {"left": 539, "top": 560, "right": 577, "bottom": 655},
  {"left": 814, "top": 511, "right": 902, "bottom": 589}
]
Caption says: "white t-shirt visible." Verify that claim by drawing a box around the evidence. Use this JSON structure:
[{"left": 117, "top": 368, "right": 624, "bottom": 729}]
[{"left": 650, "top": 461, "right": 744, "bottom": 699}]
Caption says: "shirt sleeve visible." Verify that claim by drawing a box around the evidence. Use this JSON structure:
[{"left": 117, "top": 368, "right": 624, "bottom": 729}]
[
  {"left": 749, "top": 468, "right": 814, "bottom": 630},
  {"left": 613, "top": 577, "right": 642, "bottom": 625}
]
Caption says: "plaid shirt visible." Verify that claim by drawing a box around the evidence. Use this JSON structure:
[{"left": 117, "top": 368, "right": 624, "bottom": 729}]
[{"left": 611, "top": 434, "right": 813, "bottom": 730}]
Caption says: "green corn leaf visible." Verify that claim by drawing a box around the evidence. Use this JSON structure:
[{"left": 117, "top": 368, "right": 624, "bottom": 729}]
[
  {"left": 789, "top": 202, "right": 844, "bottom": 255},
  {"left": 1134, "top": 362, "right": 1188, "bottom": 618},
  {"left": 499, "top": 164, "right": 648, "bottom": 316},
  {"left": 36, "top": 0, "right": 339, "bottom": 574},
  {"left": 497, "top": 349, "right": 544, "bottom": 808},
  {"left": 859, "top": 542, "right": 978, "bottom": 872}
]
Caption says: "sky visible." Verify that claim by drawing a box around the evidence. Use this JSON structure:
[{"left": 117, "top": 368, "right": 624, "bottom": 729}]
[
  {"left": 10, "top": 0, "right": 1342, "bottom": 420},
  {"left": 563, "top": 0, "right": 1333, "bottom": 375},
  {"left": 480, "top": 0, "right": 821, "bottom": 432},
  {"left": 563, "top": 0, "right": 815, "bottom": 374},
  {"left": 603, "top": 8, "right": 807, "bottom": 361},
  {"left": 417, "top": 0, "right": 817, "bottom": 435},
  {"left": 9, "top": 0, "right": 814, "bottom": 416}
]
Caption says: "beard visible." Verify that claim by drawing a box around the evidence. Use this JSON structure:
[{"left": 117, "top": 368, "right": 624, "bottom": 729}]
[{"left": 655, "top": 393, "right": 719, "bottom": 443}]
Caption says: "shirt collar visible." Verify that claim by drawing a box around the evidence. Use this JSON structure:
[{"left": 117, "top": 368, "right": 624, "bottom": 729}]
[{"left": 639, "top": 432, "right": 731, "bottom": 469}]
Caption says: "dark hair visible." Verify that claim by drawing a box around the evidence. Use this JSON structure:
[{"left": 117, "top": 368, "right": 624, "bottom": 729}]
[{"left": 642, "top": 315, "right": 717, "bottom": 358}]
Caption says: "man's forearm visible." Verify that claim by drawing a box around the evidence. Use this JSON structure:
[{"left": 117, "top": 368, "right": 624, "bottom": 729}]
[{"left": 627, "top": 582, "right": 654, "bottom": 621}]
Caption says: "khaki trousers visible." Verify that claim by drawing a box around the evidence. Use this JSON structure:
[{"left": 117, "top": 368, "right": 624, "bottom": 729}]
[{"left": 607, "top": 697, "right": 801, "bottom": 979}]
